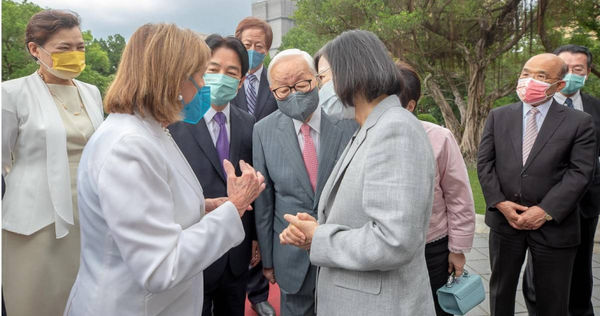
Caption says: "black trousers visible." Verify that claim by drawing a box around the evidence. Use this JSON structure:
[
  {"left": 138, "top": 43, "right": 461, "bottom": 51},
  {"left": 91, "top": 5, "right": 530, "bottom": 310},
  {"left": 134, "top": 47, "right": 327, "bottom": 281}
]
[
  {"left": 489, "top": 229, "right": 577, "bottom": 316},
  {"left": 247, "top": 261, "right": 270, "bottom": 304},
  {"left": 523, "top": 214, "right": 598, "bottom": 316},
  {"left": 202, "top": 267, "right": 248, "bottom": 316},
  {"left": 425, "top": 236, "right": 453, "bottom": 316}
]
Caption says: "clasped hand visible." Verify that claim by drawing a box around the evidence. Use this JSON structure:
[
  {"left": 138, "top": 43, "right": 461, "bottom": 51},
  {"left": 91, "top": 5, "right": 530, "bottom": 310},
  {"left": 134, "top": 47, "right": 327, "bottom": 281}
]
[
  {"left": 495, "top": 201, "right": 547, "bottom": 230},
  {"left": 279, "top": 212, "right": 318, "bottom": 250}
]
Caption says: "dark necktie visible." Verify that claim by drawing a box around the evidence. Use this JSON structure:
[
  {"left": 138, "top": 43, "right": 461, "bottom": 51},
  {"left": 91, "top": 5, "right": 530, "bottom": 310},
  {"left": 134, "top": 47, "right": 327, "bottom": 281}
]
[
  {"left": 565, "top": 97, "right": 574, "bottom": 109},
  {"left": 213, "top": 112, "right": 229, "bottom": 169},
  {"left": 246, "top": 74, "right": 257, "bottom": 115}
]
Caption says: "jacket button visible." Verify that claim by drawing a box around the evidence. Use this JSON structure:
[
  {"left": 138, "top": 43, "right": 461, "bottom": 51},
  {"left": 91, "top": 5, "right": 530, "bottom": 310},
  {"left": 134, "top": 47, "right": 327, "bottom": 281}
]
[{"left": 522, "top": 174, "right": 527, "bottom": 178}]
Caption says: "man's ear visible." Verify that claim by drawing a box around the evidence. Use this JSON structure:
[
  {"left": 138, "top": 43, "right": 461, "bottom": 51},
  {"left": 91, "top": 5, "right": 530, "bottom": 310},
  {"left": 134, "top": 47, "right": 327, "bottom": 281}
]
[
  {"left": 555, "top": 80, "right": 566, "bottom": 92},
  {"left": 238, "top": 76, "right": 246, "bottom": 90}
]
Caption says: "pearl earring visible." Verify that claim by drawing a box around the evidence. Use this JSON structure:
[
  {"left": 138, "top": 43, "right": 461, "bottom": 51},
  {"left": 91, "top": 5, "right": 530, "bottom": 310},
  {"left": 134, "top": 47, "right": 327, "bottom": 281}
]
[{"left": 177, "top": 94, "right": 183, "bottom": 101}]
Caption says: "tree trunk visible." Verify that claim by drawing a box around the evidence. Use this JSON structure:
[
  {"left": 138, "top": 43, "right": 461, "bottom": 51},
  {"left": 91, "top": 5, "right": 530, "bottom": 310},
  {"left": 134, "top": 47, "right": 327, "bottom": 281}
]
[
  {"left": 425, "top": 77, "right": 462, "bottom": 141},
  {"left": 460, "top": 61, "right": 489, "bottom": 163}
]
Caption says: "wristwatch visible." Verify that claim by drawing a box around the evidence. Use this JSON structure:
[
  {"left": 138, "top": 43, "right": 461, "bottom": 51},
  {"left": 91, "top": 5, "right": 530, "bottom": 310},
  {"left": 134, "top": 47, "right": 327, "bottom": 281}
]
[{"left": 544, "top": 213, "right": 553, "bottom": 221}]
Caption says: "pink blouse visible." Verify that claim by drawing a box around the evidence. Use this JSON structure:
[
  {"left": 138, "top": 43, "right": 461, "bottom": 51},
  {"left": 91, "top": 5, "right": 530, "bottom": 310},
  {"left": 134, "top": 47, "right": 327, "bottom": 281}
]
[{"left": 422, "top": 121, "right": 475, "bottom": 253}]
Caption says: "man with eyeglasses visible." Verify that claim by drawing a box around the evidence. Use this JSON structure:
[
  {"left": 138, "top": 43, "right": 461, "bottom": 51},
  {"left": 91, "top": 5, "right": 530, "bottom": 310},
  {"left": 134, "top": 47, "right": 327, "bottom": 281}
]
[
  {"left": 252, "top": 49, "right": 354, "bottom": 316},
  {"left": 522, "top": 45, "right": 600, "bottom": 316},
  {"left": 477, "top": 53, "right": 597, "bottom": 316}
]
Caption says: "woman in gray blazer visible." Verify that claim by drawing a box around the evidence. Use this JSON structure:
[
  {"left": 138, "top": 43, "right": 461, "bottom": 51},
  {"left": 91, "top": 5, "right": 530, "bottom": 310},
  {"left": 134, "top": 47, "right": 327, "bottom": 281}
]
[{"left": 280, "top": 30, "right": 437, "bottom": 315}]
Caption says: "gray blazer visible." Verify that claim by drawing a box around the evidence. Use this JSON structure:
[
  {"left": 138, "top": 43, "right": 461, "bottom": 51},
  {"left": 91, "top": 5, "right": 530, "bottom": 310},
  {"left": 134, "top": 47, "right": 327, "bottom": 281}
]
[
  {"left": 310, "top": 95, "right": 436, "bottom": 315},
  {"left": 253, "top": 109, "right": 355, "bottom": 294}
]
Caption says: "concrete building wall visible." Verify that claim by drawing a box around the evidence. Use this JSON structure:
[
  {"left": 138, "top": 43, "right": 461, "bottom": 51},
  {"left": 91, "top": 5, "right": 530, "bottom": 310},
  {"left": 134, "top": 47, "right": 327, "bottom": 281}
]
[{"left": 252, "top": 0, "right": 296, "bottom": 55}]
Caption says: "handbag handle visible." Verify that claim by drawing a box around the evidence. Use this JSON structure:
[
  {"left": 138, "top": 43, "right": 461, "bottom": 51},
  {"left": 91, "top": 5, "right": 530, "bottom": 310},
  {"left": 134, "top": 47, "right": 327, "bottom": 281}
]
[{"left": 445, "top": 269, "right": 469, "bottom": 288}]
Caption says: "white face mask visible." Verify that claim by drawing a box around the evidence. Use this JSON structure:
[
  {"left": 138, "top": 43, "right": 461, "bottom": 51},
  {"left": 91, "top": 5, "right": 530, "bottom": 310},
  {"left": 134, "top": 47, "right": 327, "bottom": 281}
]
[{"left": 318, "top": 80, "right": 354, "bottom": 120}]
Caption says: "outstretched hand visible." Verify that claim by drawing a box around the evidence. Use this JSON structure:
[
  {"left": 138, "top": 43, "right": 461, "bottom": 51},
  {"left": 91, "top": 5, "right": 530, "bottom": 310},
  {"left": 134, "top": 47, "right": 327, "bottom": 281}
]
[{"left": 224, "top": 159, "right": 265, "bottom": 217}]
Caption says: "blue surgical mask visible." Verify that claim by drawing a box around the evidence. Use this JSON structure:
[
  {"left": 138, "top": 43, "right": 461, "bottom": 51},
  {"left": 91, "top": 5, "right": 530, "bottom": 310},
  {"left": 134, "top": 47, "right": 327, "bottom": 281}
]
[
  {"left": 561, "top": 73, "right": 587, "bottom": 95},
  {"left": 248, "top": 50, "right": 266, "bottom": 70},
  {"left": 203, "top": 73, "right": 241, "bottom": 106},
  {"left": 181, "top": 77, "right": 211, "bottom": 124},
  {"left": 276, "top": 87, "right": 319, "bottom": 122}
]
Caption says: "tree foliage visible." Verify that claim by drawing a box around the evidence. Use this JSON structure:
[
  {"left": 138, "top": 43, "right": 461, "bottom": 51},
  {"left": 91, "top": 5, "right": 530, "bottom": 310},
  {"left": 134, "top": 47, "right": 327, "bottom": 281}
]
[
  {"left": 283, "top": 0, "right": 599, "bottom": 160},
  {"left": 2, "top": 0, "right": 125, "bottom": 96}
]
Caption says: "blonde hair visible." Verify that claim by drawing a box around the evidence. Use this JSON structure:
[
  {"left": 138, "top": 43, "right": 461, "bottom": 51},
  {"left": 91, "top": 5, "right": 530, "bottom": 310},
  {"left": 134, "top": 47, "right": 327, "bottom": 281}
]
[{"left": 104, "top": 23, "right": 210, "bottom": 125}]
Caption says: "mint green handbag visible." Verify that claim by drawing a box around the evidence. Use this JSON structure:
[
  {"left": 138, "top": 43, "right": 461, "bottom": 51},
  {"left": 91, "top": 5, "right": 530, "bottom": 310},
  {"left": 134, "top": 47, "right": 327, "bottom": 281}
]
[{"left": 436, "top": 270, "right": 485, "bottom": 315}]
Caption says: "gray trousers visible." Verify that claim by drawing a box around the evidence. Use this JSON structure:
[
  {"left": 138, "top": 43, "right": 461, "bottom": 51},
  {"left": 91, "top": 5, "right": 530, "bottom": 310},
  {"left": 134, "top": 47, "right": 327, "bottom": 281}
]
[{"left": 280, "top": 265, "right": 317, "bottom": 316}]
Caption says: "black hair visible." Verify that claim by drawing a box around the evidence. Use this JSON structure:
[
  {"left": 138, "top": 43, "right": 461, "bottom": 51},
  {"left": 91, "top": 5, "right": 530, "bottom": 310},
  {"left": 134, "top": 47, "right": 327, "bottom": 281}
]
[
  {"left": 397, "top": 63, "right": 421, "bottom": 109},
  {"left": 205, "top": 34, "right": 249, "bottom": 75},
  {"left": 322, "top": 30, "right": 404, "bottom": 107},
  {"left": 553, "top": 44, "right": 593, "bottom": 69}
]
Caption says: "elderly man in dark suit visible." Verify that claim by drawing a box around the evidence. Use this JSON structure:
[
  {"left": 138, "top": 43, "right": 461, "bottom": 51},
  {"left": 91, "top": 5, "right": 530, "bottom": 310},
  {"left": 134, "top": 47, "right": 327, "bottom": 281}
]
[
  {"left": 232, "top": 17, "right": 278, "bottom": 315},
  {"left": 477, "top": 53, "right": 597, "bottom": 316},
  {"left": 522, "top": 45, "right": 600, "bottom": 316},
  {"left": 169, "top": 34, "right": 256, "bottom": 316}
]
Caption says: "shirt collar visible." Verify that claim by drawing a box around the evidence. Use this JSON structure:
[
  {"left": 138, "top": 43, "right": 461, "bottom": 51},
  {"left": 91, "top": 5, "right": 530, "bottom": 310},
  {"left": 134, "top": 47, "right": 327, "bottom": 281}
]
[
  {"left": 204, "top": 103, "right": 231, "bottom": 125},
  {"left": 293, "top": 105, "right": 322, "bottom": 136},
  {"left": 249, "top": 65, "right": 263, "bottom": 81},
  {"left": 523, "top": 97, "right": 553, "bottom": 118},
  {"left": 554, "top": 90, "right": 581, "bottom": 105}
]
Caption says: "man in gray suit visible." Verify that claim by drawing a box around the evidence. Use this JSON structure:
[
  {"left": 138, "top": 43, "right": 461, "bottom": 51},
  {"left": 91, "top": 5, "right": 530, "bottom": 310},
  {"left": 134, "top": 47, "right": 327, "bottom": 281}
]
[
  {"left": 280, "top": 30, "right": 436, "bottom": 315},
  {"left": 252, "top": 48, "right": 354, "bottom": 316}
]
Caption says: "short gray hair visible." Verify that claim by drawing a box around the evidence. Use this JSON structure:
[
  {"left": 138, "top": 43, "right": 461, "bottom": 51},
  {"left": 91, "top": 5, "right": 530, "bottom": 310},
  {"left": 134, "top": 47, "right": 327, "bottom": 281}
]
[{"left": 267, "top": 48, "right": 316, "bottom": 82}]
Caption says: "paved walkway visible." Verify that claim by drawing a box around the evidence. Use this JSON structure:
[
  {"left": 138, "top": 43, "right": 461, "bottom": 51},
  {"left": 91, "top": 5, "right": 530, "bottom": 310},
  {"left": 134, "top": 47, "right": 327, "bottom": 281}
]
[{"left": 465, "top": 215, "right": 600, "bottom": 315}]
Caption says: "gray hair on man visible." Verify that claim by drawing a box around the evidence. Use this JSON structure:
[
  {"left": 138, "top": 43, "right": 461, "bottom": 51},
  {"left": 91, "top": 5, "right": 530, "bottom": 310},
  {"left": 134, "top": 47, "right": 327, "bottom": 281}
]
[{"left": 267, "top": 48, "right": 316, "bottom": 82}]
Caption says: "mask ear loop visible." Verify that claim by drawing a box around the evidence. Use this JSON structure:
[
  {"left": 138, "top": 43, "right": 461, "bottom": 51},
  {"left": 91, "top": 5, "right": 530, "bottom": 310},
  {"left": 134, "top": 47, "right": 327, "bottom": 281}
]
[
  {"left": 190, "top": 76, "right": 202, "bottom": 91},
  {"left": 544, "top": 80, "right": 561, "bottom": 98}
]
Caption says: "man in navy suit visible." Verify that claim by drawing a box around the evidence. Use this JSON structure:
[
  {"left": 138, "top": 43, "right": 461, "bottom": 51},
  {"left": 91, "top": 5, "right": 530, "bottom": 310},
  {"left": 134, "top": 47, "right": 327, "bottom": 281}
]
[
  {"left": 233, "top": 17, "right": 278, "bottom": 316},
  {"left": 169, "top": 34, "right": 256, "bottom": 316}
]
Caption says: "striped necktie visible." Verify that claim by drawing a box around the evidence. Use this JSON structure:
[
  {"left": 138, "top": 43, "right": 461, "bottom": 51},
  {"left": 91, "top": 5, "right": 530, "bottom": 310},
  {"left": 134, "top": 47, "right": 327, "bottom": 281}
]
[
  {"left": 565, "top": 97, "right": 573, "bottom": 109},
  {"left": 522, "top": 107, "right": 539, "bottom": 165},
  {"left": 246, "top": 74, "right": 257, "bottom": 115}
]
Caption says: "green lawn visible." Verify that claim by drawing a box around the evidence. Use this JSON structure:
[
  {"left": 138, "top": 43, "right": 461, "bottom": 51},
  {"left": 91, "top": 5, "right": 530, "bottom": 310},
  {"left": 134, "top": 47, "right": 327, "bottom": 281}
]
[{"left": 467, "top": 165, "right": 486, "bottom": 215}]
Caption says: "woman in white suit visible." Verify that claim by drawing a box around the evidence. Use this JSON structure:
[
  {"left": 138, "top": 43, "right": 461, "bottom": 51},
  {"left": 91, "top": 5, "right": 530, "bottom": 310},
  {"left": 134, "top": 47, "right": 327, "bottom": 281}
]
[
  {"left": 2, "top": 10, "right": 104, "bottom": 315},
  {"left": 64, "top": 23, "right": 265, "bottom": 316}
]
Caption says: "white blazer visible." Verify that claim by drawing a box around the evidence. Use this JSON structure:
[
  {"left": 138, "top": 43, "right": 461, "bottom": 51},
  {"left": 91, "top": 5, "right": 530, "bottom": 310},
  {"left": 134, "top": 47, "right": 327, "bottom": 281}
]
[
  {"left": 2, "top": 72, "right": 104, "bottom": 238},
  {"left": 64, "top": 113, "right": 245, "bottom": 316}
]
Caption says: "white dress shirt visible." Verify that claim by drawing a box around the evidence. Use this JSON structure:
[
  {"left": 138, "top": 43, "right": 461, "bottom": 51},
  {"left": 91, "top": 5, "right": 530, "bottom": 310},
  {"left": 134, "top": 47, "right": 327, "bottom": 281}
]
[
  {"left": 522, "top": 98, "right": 553, "bottom": 140},
  {"left": 292, "top": 106, "right": 321, "bottom": 156},
  {"left": 244, "top": 65, "right": 263, "bottom": 98},
  {"left": 554, "top": 90, "right": 583, "bottom": 111},
  {"left": 203, "top": 104, "right": 231, "bottom": 146}
]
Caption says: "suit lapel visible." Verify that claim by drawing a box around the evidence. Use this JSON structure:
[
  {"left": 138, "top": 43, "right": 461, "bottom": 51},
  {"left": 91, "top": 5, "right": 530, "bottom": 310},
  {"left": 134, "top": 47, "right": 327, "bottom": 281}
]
[
  {"left": 188, "top": 120, "right": 226, "bottom": 181},
  {"left": 509, "top": 102, "right": 523, "bottom": 165},
  {"left": 254, "top": 68, "right": 271, "bottom": 119},
  {"left": 276, "top": 116, "right": 314, "bottom": 197},
  {"left": 235, "top": 88, "right": 249, "bottom": 113},
  {"left": 312, "top": 112, "right": 343, "bottom": 210},
  {"left": 229, "top": 108, "right": 242, "bottom": 168},
  {"left": 318, "top": 95, "right": 400, "bottom": 217},
  {"left": 523, "top": 101, "right": 566, "bottom": 171}
]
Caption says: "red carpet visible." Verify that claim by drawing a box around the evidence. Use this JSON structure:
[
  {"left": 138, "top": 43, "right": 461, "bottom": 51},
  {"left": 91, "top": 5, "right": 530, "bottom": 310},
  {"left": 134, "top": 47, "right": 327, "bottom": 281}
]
[{"left": 245, "top": 282, "right": 281, "bottom": 316}]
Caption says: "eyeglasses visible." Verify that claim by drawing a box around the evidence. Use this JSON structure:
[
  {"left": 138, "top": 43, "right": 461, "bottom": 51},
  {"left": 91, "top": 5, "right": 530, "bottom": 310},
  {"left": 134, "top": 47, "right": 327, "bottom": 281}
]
[
  {"left": 519, "top": 71, "right": 560, "bottom": 82},
  {"left": 316, "top": 67, "right": 330, "bottom": 83},
  {"left": 272, "top": 79, "right": 313, "bottom": 99}
]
